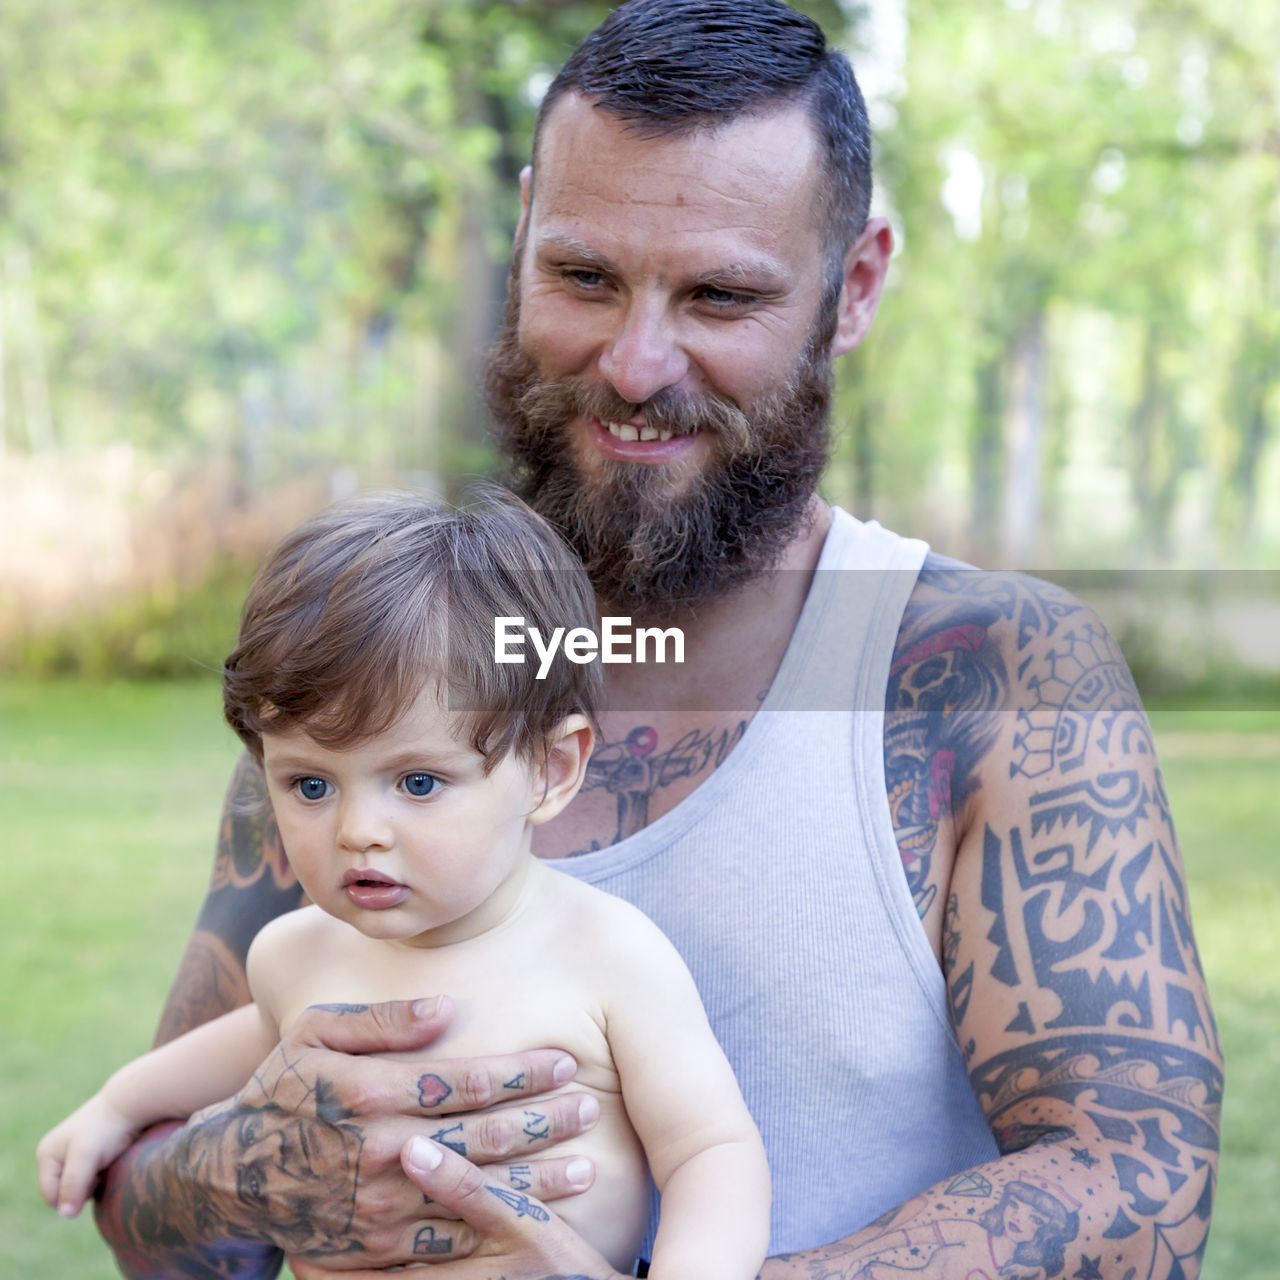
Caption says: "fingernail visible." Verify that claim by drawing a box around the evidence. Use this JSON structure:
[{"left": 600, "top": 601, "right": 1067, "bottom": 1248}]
[
  {"left": 412, "top": 997, "right": 442, "bottom": 1019},
  {"left": 553, "top": 1055, "right": 576, "bottom": 1086},
  {"left": 566, "top": 1157, "right": 593, "bottom": 1188},
  {"left": 408, "top": 1136, "right": 442, "bottom": 1172},
  {"left": 578, "top": 1095, "right": 600, "bottom": 1127}
]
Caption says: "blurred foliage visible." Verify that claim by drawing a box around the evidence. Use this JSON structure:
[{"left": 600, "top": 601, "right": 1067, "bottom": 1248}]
[
  {"left": 838, "top": 0, "right": 1279, "bottom": 566},
  {"left": 2, "top": 557, "right": 256, "bottom": 678},
  {"left": 0, "top": 0, "right": 1277, "bottom": 667}
]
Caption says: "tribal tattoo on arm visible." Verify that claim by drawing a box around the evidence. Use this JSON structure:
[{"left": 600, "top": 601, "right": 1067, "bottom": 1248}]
[
  {"left": 154, "top": 751, "right": 304, "bottom": 1045},
  {"left": 812, "top": 560, "right": 1222, "bottom": 1280}
]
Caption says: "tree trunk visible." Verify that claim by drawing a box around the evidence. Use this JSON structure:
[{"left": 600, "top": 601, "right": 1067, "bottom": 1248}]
[
  {"left": 5, "top": 246, "right": 56, "bottom": 454},
  {"left": 1001, "top": 309, "right": 1046, "bottom": 564},
  {"left": 969, "top": 355, "right": 1005, "bottom": 562}
]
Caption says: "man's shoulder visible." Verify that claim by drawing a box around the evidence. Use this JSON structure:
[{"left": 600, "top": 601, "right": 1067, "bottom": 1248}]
[
  {"left": 892, "top": 551, "right": 1117, "bottom": 706},
  {"left": 883, "top": 550, "right": 1139, "bottom": 818}
]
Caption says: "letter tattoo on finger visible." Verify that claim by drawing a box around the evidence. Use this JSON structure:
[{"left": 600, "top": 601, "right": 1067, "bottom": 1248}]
[
  {"left": 522, "top": 1109, "right": 550, "bottom": 1143},
  {"left": 418, "top": 1073, "right": 452, "bottom": 1108},
  {"left": 509, "top": 1164, "right": 533, "bottom": 1190},
  {"left": 414, "top": 1225, "right": 452, "bottom": 1255},
  {"left": 430, "top": 1122, "right": 467, "bottom": 1155}
]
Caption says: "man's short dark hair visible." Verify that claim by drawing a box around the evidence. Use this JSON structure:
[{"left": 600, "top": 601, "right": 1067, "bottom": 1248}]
[{"left": 534, "top": 0, "right": 872, "bottom": 271}]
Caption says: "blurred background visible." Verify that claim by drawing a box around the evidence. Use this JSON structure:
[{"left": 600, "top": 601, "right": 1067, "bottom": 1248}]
[
  {"left": 0, "top": 0, "right": 1277, "bottom": 680},
  {"left": 1, "top": 0, "right": 1277, "bottom": 1276}
]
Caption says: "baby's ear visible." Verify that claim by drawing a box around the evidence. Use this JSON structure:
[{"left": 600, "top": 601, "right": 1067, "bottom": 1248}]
[{"left": 527, "top": 714, "right": 594, "bottom": 825}]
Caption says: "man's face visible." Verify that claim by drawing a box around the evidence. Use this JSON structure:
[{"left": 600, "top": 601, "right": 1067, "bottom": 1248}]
[{"left": 488, "top": 94, "right": 841, "bottom": 614}]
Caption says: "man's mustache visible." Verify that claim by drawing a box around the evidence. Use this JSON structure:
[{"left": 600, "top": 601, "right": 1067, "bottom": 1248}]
[{"left": 516, "top": 375, "right": 754, "bottom": 454}]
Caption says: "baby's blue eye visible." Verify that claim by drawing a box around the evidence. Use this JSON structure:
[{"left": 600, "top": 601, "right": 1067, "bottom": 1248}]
[
  {"left": 402, "top": 773, "right": 438, "bottom": 797},
  {"left": 296, "top": 777, "right": 330, "bottom": 801}
]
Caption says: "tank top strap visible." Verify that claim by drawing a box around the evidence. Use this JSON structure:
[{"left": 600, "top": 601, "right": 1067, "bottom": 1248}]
[{"left": 765, "top": 508, "right": 928, "bottom": 714}]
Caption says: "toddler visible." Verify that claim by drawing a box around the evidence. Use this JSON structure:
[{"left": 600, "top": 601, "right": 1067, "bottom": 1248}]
[{"left": 37, "top": 490, "right": 770, "bottom": 1280}]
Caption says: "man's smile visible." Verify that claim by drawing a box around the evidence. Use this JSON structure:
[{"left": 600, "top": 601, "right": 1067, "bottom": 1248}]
[{"left": 588, "top": 415, "right": 702, "bottom": 464}]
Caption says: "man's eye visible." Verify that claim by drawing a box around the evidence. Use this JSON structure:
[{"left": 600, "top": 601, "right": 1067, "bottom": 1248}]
[
  {"left": 402, "top": 773, "right": 439, "bottom": 798},
  {"left": 564, "top": 268, "right": 606, "bottom": 290},
  {"left": 698, "top": 286, "right": 751, "bottom": 308},
  {"left": 296, "top": 777, "right": 330, "bottom": 801}
]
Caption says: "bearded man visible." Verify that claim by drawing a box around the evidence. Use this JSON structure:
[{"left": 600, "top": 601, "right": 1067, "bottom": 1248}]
[{"left": 94, "top": 3, "right": 1221, "bottom": 1279}]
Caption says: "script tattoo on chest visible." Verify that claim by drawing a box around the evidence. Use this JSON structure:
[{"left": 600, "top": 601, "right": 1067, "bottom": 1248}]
[{"left": 570, "top": 717, "right": 750, "bottom": 852}]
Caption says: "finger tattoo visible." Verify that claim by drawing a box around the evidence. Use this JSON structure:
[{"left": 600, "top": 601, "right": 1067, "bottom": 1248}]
[
  {"left": 522, "top": 1109, "right": 550, "bottom": 1143},
  {"left": 430, "top": 1122, "right": 467, "bottom": 1155},
  {"left": 414, "top": 1225, "right": 452, "bottom": 1255},
  {"left": 487, "top": 1186, "right": 550, "bottom": 1221},
  {"left": 418, "top": 1073, "right": 452, "bottom": 1108}
]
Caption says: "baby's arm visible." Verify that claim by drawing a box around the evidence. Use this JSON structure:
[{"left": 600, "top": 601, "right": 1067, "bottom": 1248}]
[
  {"left": 602, "top": 907, "right": 770, "bottom": 1280},
  {"left": 36, "top": 1002, "right": 276, "bottom": 1218}
]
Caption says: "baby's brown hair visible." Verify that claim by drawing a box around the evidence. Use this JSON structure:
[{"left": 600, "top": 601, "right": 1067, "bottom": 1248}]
[{"left": 223, "top": 488, "right": 601, "bottom": 769}]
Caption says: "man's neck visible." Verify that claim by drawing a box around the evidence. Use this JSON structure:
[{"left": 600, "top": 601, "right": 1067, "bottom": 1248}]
[
  {"left": 597, "top": 497, "right": 832, "bottom": 716},
  {"left": 532, "top": 499, "right": 833, "bottom": 858}
]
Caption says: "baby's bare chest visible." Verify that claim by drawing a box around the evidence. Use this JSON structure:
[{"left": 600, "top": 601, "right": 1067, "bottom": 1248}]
[{"left": 278, "top": 942, "right": 620, "bottom": 1091}]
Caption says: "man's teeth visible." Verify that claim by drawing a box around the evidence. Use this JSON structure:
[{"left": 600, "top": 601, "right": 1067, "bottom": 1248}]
[{"left": 604, "top": 421, "right": 674, "bottom": 443}]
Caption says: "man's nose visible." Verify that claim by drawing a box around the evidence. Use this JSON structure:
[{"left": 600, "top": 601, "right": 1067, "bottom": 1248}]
[{"left": 597, "top": 298, "right": 689, "bottom": 406}]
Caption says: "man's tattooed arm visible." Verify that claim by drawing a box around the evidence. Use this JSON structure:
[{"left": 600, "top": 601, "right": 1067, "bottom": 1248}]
[
  {"left": 763, "top": 561, "right": 1221, "bottom": 1280},
  {"left": 95, "top": 751, "right": 305, "bottom": 1277},
  {"left": 154, "top": 751, "right": 304, "bottom": 1045}
]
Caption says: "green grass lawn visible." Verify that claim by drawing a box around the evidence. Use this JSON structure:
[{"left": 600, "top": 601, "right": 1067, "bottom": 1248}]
[
  {"left": 0, "top": 679, "right": 241, "bottom": 1277},
  {"left": 1, "top": 681, "right": 1276, "bottom": 1277}
]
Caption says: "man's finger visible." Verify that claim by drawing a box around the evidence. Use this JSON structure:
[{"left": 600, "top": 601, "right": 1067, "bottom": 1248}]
[
  {"left": 407, "top": 1050, "right": 583, "bottom": 1116},
  {"left": 491, "top": 1152, "right": 596, "bottom": 1201},
  {"left": 292, "top": 996, "right": 454, "bottom": 1055},
  {"left": 418, "top": 1091, "right": 600, "bottom": 1164},
  {"left": 402, "top": 1137, "right": 547, "bottom": 1236},
  {"left": 422, "top": 1153, "right": 596, "bottom": 1218}
]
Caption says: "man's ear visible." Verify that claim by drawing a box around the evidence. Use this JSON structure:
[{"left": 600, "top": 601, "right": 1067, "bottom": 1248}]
[
  {"left": 830, "top": 216, "right": 894, "bottom": 357},
  {"left": 515, "top": 165, "right": 533, "bottom": 244},
  {"left": 527, "top": 714, "right": 593, "bottom": 826}
]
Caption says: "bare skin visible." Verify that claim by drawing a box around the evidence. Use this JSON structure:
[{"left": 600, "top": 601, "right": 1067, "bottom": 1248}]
[{"left": 92, "top": 98, "right": 1219, "bottom": 1280}]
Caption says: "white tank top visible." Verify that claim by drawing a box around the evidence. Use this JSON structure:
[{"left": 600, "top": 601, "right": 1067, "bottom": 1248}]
[{"left": 552, "top": 508, "right": 998, "bottom": 1255}]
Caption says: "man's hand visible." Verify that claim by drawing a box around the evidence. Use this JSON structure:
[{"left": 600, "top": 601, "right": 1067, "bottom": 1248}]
[
  {"left": 97, "top": 997, "right": 599, "bottom": 1275},
  {"left": 289, "top": 1135, "right": 622, "bottom": 1280}
]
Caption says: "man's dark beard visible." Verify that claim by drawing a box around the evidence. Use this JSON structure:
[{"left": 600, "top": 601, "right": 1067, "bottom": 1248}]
[{"left": 486, "top": 292, "right": 837, "bottom": 616}]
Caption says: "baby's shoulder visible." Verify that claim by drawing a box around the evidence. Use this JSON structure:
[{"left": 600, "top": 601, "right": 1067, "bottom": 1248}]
[
  {"left": 535, "top": 867, "right": 694, "bottom": 983},
  {"left": 539, "top": 866, "right": 663, "bottom": 935},
  {"left": 246, "top": 903, "right": 345, "bottom": 980}
]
